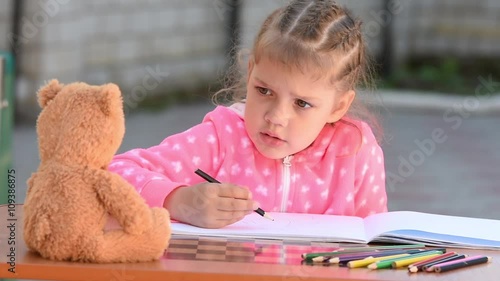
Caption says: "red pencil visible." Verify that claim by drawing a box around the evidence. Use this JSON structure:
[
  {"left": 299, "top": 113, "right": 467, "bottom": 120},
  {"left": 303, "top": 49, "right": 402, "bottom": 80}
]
[{"left": 407, "top": 252, "right": 457, "bottom": 273}]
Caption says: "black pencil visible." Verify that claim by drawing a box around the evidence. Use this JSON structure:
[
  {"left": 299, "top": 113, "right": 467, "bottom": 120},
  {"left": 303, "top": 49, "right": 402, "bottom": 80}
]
[
  {"left": 433, "top": 255, "right": 491, "bottom": 273},
  {"left": 194, "top": 169, "right": 274, "bottom": 221},
  {"left": 421, "top": 254, "right": 467, "bottom": 272}
]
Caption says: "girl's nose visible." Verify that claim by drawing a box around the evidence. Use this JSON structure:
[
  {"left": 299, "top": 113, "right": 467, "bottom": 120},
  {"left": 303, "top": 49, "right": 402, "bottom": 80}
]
[{"left": 265, "top": 103, "right": 290, "bottom": 127}]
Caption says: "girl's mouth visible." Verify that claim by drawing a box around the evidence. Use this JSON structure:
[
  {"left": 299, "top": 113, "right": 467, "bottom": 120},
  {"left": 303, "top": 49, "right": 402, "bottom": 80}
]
[{"left": 259, "top": 132, "right": 286, "bottom": 147}]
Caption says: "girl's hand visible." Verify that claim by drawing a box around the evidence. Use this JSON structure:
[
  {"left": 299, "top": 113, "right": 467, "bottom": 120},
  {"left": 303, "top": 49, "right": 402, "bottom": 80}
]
[{"left": 164, "top": 182, "right": 258, "bottom": 228}]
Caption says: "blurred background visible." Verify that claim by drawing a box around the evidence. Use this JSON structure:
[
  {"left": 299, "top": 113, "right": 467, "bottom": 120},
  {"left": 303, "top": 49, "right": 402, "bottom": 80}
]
[{"left": 0, "top": 0, "right": 499, "bottom": 219}]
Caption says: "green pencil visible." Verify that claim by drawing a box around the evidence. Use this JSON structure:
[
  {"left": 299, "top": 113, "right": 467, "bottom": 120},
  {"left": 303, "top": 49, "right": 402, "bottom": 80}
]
[
  {"left": 368, "top": 250, "right": 444, "bottom": 269},
  {"left": 301, "top": 244, "right": 425, "bottom": 260}
]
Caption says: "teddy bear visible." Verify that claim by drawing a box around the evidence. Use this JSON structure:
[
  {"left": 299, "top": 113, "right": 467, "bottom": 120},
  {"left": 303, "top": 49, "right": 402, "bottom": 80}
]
[{"left": 23, "top": 79, "right": 171, "bottom": 263}]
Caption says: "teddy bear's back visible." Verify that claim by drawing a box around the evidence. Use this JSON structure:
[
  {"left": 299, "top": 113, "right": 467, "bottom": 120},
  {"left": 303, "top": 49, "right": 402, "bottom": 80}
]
[
  {"left": 24, "top": 164, "right": 108, "bottom": 259},
  {"left": 24, "top": 80, "right": 172, "bottom": 263}
]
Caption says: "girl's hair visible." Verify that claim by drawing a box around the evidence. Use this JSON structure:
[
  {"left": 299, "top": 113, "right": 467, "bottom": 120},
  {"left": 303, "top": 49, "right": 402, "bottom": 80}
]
[{"left": 214, "top": 0, "right": 382, "bottom": 140}]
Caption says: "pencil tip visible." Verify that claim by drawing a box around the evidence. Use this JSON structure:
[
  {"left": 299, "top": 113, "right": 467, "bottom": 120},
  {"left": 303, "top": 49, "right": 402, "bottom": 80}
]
[
  {"left": 329, "top": 257, "right": 340, "bottom": 263},
  {"left": 263, "top": 213, "right": 274, "bottom": 221}
]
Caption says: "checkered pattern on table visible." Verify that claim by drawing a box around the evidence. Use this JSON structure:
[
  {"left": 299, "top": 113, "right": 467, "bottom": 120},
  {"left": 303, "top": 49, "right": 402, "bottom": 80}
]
[{"left": 165, "top": 235, "right": 360, "bottom": 265}]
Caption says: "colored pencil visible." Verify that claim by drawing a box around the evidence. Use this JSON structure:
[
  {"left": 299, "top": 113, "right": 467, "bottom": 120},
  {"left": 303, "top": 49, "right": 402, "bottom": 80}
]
[
  {"left": 343, "top": 248, "right": 444, "bottom": 266},
  {"left": 408, "top": 251, "right": 457, "bottom": 268},
  {"left": 368, "top": 250, "right": 444, "bottom": 270},
  {"left": 433, "top": 255, "right": 492, "bottom": 273},
  {"left": 423, "top": 254, "right": 467, "bottom": 272},
  {"left": 407, "top": 251, "right": 457, "bottom": 273},
  {"left": 194, "top": 169, "right": 274, "bottom": 221},
  {"left": 323, "top": 249, "right": 425, "bottom": 264},
  {"left": 347, "top": 253, "right": 412, "bottom": 268},
  {"left": 392, "top": 253, "right": 441, "bottom": 268},
  {"left": 301, "top": 244, "right": 425, "bottom": 259},
  {"left": 312, "top": 249, "right": 404, "bottom": 263}
]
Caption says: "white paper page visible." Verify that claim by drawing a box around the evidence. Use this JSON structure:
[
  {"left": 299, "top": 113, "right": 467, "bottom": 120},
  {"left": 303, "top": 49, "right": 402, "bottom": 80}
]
[
  {"left": 363, "top": 211, "right": 500, "bottom": 242},
  {"left": 171, "top": 212, "right": 368, "bottom": 242}
]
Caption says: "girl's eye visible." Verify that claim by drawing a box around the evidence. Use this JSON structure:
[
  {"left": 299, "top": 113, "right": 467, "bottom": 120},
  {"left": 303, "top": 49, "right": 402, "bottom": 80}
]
[
  {"left": 296, "top": 99, "right": 311, "bottom": 108},
  {"left": 256, "top": 87, "right": 271, "bottom": 96}
]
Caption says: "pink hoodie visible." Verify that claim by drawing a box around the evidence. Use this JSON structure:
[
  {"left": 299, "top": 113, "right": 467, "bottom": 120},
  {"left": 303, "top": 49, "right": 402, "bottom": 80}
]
[{"left": 109, "top": 104, "right": 387, "bottom": 217}]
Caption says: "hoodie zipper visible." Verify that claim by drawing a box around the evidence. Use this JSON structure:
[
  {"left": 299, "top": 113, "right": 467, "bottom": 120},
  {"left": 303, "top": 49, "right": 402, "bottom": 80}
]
[{"left": 280, "top": 155, "right": 293, "bottom": 212}]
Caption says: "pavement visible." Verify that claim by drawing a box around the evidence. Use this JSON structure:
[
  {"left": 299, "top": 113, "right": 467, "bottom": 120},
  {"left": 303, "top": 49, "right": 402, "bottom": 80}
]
[{"left": 12, "top": 90, "right": 500, "bottom": 220}]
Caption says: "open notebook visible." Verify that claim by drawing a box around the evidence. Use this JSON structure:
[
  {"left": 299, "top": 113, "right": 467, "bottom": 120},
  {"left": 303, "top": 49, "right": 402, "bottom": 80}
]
[{"left": 171, "top": 211, "right": 500, "bottom": 250}]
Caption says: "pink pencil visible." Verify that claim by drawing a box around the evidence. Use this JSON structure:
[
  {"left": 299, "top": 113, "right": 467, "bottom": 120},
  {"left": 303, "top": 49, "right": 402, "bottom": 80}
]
[{"left": 432, "top": 255, "right": 492, "bottom": 273}]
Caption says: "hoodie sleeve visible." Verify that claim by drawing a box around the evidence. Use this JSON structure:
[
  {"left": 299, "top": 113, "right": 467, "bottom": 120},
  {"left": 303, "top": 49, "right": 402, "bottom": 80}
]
[
  {"left": 108, "top": 118, "right": 222, "bottom": 208},
  {"left": 353, "top": 122, "right": 388, "bottom": 217}
]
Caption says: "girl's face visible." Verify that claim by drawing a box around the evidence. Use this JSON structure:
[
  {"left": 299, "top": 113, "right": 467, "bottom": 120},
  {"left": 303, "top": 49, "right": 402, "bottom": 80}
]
[{"left": 245, "top": 56, "right": 354, "bottom": 159}]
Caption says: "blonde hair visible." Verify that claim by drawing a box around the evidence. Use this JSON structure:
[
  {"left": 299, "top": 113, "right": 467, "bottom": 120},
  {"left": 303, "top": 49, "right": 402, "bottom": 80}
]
[{"left": 214, "top": 0, "right": 382, "bottom": 140}]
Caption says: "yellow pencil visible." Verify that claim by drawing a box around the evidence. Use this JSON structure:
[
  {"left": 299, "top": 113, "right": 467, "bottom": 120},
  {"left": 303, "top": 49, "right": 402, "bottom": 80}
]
[
  {"left": 347, "top": 253, "right": 411, "bottom": 268},
  {"left": 392, "top": 253, "right": 442, "bottom": 268},
  {"left": 368, "top": 250, "right": 444, "bottom": 270}
]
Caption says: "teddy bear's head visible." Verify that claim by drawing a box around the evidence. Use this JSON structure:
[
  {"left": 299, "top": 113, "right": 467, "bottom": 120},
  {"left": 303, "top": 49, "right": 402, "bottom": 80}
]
[{"left": 36, "top": 79, "right": 125, "bottom": 169}]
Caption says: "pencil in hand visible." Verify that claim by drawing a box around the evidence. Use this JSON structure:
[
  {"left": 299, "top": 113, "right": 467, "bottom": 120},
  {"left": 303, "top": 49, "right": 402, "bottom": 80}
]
[
  {"left": 194, "top": 169, "right": 274, "bottom": 221},
  {"left": 254, "top": 206, "right": 274, "bottom": 221}
]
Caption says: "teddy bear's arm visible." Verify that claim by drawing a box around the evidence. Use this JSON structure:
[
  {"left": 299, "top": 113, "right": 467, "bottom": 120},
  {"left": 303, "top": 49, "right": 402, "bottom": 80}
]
[
  {"left": 26, "top": 172, "right": 37, "bottom": 196},
  {"left": 90, "top": 169, "right": 153, "bottom": 235}
]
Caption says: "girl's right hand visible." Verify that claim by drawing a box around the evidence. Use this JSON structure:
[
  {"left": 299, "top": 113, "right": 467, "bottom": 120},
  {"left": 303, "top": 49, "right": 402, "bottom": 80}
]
[{"left": 163, "top": 182, "right": 259, "bottom": 229}]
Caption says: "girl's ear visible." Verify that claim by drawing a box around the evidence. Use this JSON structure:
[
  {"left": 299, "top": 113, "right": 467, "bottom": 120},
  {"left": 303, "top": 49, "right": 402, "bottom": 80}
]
[{"left": 328, "top": 90, "right": 355, "bottom": 123}]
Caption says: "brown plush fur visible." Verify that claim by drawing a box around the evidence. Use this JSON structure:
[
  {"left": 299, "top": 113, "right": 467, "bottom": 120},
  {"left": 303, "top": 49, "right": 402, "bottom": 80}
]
[{"left": 23, "top": 79, "right": 171, "bottom": 263}]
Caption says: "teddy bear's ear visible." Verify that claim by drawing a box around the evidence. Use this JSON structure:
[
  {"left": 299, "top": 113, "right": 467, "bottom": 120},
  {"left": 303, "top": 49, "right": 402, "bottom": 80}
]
[
  {"left": 37, "top": 79, "right": 63, "bottom": 108},
  {"left": 98, "top": 83, "right": 122, "bottom": 116}
]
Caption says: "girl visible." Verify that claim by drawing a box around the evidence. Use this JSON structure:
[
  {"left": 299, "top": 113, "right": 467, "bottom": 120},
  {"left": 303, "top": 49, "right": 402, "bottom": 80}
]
[{"left": 109, "top": 0, "right": 387, "bottom": 229}]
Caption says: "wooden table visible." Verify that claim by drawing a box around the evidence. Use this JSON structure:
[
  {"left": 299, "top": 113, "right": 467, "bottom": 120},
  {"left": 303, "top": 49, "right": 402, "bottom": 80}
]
[{"left": 1, "top": 204, "right": 499, "bottom": 281}]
